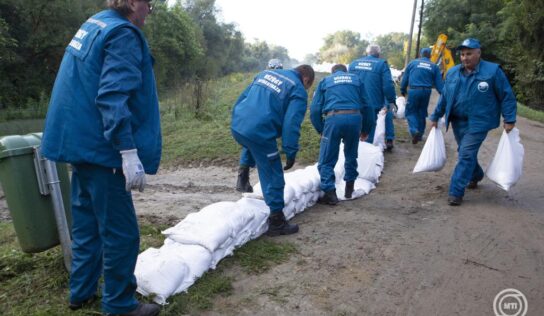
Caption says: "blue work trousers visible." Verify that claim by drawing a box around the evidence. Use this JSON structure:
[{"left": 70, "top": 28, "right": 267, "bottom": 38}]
[
  {"left": 405, "top": 89, "right": 432, "bottom": 137},
  {"left": 366, "top": 109, "right": 395, "bottom": 143},
  {"left": 318, "top": 113, "right": 362, "bottom": 192},
  {"left": 239, "top": 147, "right": 256, "bottom": 168},
  {"left": 70, "top": 164, "right": 139, "bottom": 314},
  {"left": 449, "top": 120, "right": 488, "bottom": 198},
  {"left": 232, "top": 131, "right": 285, "bottom": 213}
]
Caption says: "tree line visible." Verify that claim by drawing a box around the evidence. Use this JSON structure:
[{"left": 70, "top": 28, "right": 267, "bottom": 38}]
[
  {"left": 424, "top": 0, "right": 543, "bottom": 109},
  {"left": 1, "top": 0, "right": 542, "bottom": 112},
  {"left": 0, "top": 0, "right": 296, "bottom": 111}
]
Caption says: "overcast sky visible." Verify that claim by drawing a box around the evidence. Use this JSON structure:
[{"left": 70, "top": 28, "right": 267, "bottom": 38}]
[{"left": 214, "top": 0, "right": 420, "bottom": 60}]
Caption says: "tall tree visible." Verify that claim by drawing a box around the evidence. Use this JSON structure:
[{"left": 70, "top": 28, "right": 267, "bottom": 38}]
[{"left": 319, "top": 30, "right": 368, "bottom": 64}]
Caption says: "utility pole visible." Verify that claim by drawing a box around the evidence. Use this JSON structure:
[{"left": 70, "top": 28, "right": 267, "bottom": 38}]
[
  {"left": 404, "top": 0, "right": 418, "bottom": 68},
  {"left": 415, "top": 0, "right": 425, "bottom": 58}
]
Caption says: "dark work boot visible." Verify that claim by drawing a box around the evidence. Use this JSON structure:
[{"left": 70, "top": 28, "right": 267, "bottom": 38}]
[
  {"left": 69, "top": 295, "right": 98, "bottom": 311},
  {"left": 385, "top": 140, "right": 394, "bottom": 152},
  {"left": 344, "top": 181, "right": 355, "bottom": 199},
  {"left": 105, "top": 303, "right": 161, "bottom": 316},
  {"left": 447, "top": 195, "right": 463, "bottom": 206},
  {"left": 266, "top": 212, "right": 299, "bottom": 237},
  {"left": 236, "top": 166, "right": 253, "bottom": 193},
  {"left": 467, "top": 180, "right": 478, "bottom": 189},
  {"left": 318, "top": 189, "right": 339, "bottom": 205}
]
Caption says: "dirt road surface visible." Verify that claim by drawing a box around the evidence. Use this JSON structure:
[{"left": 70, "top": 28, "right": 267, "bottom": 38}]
[
  {"left": 130, "top": 109, "right": 543, "bottom": 315},
  {"left": 1, "top": 98, "right": 542, "bottom": 315}
]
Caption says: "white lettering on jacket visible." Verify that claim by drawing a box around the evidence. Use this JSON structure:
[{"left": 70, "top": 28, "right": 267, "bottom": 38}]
[
  {"left": 69, "top": 39, "right": 82, "bottom": 51},
  {"left": 416, "top": 62, "right": 432, "bottom": 70},
  {"left": 354, "top": 62, "right": 373, "bottom": 71},
  {"left": 333, "top": 75, "right": 353, "bottom": 84},
  {"left": 75, "top": 29, "right": 88, "bottom": 40},
  {"left": 257, "top": 74, "right": 283, "bottom": 93}
]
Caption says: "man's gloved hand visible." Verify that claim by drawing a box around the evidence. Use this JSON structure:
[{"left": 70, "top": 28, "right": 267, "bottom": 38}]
[
  {"left": 120, "top": 149, "right": 146, "bottom": 192},
  {"left": 284, "top": 158, "right": 295, "bottom": 171}
]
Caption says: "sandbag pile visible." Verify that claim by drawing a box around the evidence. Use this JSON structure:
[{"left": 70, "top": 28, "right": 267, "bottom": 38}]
[{"left": 135, "top": 140, "right": 385, "bottom": 304}]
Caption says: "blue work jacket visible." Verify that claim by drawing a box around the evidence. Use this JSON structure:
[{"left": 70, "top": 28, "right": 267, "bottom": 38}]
[
  {"left": 42, "top": 10, "right": 162, "bottom": 174},
  {"left": 348, "top": 55, "right": 396, "bottom": 109},
  {"left": 430, "top": 60, "right": 517, "bottom": 132},
  {"left": 231, "top": 69, "right": 308, "bottom": 161},
  {"left": 400, "top": 57, "right": 444, "bottom": 95},
  {"left": 310, "top": 70, "right": 374, "bottom": 134}
]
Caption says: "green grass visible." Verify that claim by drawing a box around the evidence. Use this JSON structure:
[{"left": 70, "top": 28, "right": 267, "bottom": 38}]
[
  {"left": 0, "top": 219, "right": 297, "bottom": 315},
  {"left": 518, "top": 103, "right": 544, "bottom": 123},
  {"left": 159, "top": 71, "right": 327, "bottom": 167},
  {"left": 0, "top": 119, "right": 44, "bottom": 137}
]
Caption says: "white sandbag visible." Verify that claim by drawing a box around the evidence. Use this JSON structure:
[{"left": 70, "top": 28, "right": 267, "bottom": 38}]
[
  {"left": 395, "top": 96, "right": 406, "bottom": 119},
  {"left": 283, "top": 200, "right": 296, "bottom": 220},
  {"left": 235, "top": 198, "right": 269, "bottom": 237},
  {"left": 295, "top": 196, "right": 307, "bottom": 214},
  {"left": 162, "top": 202, "right": 238, "bottom": 252},
  {"left": 211, "top": 242, "right": 236, "bottom": 268},
  {"left": 357, "top": 178, "right": 376, "bottom": 194},
  {"left": 373, "top": 109, "right": 387, "bottom": 150},
  {"left": 246, "top": 177, "right": 297, "bottom": 204},
  {"left": 303, "top": 164, "right": 321, "bottom": 191},
  {"left": 485, "top": 128, "right": 524, "bottom": 191},
  {"left": 135, "top": 247, "right": 190, "bottom": 305},
  {"left": 437, "top": 116, "right": 446, "bottom": 130},
  {"left": 357, "top": 141, "right": 385, "bottom": 183},
  {"left": 161, "top": 241, "right": 213, "bottom": 293},
  {"left": 336, "top": 178, "right": 376, "bottom": 201},
  {"left": 413, "top": 127, "right": 447, "bottom": 173}
]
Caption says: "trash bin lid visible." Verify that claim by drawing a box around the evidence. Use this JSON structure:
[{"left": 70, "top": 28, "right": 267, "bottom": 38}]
[{"left": 0, "top": 133, "right": 43, "bottom": 159}]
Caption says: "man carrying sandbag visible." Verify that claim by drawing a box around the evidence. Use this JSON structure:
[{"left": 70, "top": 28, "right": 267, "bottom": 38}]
[
  {"left": 429, "top": 38, "right": 517, "bottom": 206},
  {"left": 401, "top": 48, "right": 444, "bottom": 144},
  {"left": 231, "top": 65, "right": 315, "bottom": 236},
  {"left": 310, "top": 64, "right": 374, "bottom": 204}
]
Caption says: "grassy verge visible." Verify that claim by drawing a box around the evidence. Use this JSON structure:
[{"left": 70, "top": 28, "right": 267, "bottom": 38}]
[
  {"left": 518, "top": 103, "right": 544, "bottom": 123},
  {"left": 159, "top": 71, "right": 327, "bottom": 167},
  {"left": 0, "top": 219, "right": 296, "bottom": 316}
]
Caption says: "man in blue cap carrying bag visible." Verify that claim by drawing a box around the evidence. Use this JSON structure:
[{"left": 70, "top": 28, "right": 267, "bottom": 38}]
[
  {"left": 401, "top": 47, "right": 444, "bottom": 144},
  {"left": 429, "top": 38, "right": 517, "bottom": 206}
]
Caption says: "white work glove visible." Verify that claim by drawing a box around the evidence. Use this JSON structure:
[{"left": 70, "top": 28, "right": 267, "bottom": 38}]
[{"left": 120, "top": 149, "right": 146, "bottom": 192}]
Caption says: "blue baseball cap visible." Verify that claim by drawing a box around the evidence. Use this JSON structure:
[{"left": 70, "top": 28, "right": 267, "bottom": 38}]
[
  {"left": 420, "top": 48, "right": 431, "bottom": 57},
  {"left": 457, "top": 38, "right": 481, "bottom": 50}
]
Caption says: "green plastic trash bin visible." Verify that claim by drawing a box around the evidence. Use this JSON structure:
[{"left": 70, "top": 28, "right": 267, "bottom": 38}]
[{"left": 0, "top": 133, "right": 72, "bottom": 253}]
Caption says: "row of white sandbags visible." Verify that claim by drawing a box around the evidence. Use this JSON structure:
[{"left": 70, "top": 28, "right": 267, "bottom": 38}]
[
  {"left": 135, "top": 129, "right": 387, "bottom": 304},
  {"left": 136, "top": 197, "right": 270, "bottom": 304}
]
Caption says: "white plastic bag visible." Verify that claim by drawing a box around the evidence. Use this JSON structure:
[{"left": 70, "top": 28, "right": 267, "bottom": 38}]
[
  {"left": 373, "top": 109, "right": 387, "bottom": 150},
  {"left": 413, "top": 127, "right": 447, "bottom": 173},
  {"left": 485, "top": 128, "right": 524, "bottom": 191},
  {"left": 395, "top": 96, "right": 406, "bottom": 119}
]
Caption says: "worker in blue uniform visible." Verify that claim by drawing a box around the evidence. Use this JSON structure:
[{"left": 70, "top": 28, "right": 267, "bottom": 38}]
[
  {"left": 310, "top": 64, "right": 374, "bottom": 203},
  {"left": 231, "top": 65, "right": 315, "bottom": 236},
  {"left": 401, "top": 47, "right": 444, "bottom": 144},
  {"left": 236, "top": 59, "right": 284, "bottom": 193},
  {"left": 348, "top": 44, "right": 397, "bottom": 151},
  {"left": 430, "top": 38, "right": 517, "bottom": 206},
  {"left": 41, "top": 1, "right": 161, "bottom": 315}
]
